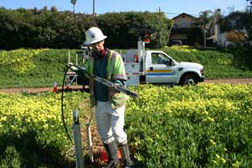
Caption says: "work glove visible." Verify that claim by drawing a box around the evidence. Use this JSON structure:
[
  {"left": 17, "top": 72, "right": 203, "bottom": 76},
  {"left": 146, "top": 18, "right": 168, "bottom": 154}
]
[
  {"left": 67, "top": 62, "right": 78, "bottom": 71},
  {"left": 67, "top": 62, "right": 91, "bottom": 81},
  {"left": 109, "top": 83, "right": 120, "bottom": 97}
]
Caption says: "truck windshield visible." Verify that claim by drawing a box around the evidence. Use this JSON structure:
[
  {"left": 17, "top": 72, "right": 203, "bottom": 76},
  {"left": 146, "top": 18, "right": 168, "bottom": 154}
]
[{"left": 151, "top": 53, "right": 171, "bottom": 65}]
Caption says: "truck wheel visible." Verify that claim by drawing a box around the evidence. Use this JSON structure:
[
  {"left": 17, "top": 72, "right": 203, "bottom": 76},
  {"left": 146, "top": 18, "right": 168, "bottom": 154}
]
[{"left": 180, "top": 73, "right": 199, "bottom": 85}]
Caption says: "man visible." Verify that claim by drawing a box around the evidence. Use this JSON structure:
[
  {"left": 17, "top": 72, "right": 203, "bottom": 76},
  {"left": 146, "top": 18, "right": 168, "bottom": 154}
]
[{"left": 84, "top": 27, "right": 133, "bottom": 168}]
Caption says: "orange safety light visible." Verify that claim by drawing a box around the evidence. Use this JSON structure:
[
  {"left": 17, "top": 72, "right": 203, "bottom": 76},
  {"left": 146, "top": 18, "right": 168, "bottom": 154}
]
[
  {"left": 134, "top": 55, "right": 139, "bottom": 63},
  {"left": 143, "top": 38, "right": 150, "bottom": 43}
]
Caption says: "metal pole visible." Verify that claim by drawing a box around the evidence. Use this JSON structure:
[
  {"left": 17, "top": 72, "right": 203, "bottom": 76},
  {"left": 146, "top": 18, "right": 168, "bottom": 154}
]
[
  {"left": 68, "top": 51, "right": 71, "bottom": 64},
  {"left": 86, "top": 124, "right": 94, "bottom": 162},
  {"left": 93, "top": 0, "right": 95, "bottom": 15},
  {"left": 72, "top": 110, "right": 84, "bottom": 168}
]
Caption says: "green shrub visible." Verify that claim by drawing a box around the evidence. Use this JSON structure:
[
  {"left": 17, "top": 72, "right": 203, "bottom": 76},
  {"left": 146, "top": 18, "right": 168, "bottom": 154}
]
[
  {"left": 0, "top": 146, "right": 22, "bottom": 168},
  {"left": 0, "top": 8, "right": 172, "bottom": 50},
  {"left": 0, "top": 91, "right": 89, "bottom": 168},
  {"left": 0, "top": 84, "right": 251, "bottom": 167},
  {"left": 1, "top": 47, "right": 252, "bottom": 89},
  {"left": 162, "top": 46, "right": 252, "bottom": 79},
  {"left": 125, "top": 84, "right": 252, "bottom": 167},
  {"left": 0, "top": 48, "right": 73, "bottom": 88}
]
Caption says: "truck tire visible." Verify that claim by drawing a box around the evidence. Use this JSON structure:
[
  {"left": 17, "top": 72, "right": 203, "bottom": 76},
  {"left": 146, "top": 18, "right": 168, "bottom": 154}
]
[{"left": 180, "top": 73, "right": 199, "bottom": 85}]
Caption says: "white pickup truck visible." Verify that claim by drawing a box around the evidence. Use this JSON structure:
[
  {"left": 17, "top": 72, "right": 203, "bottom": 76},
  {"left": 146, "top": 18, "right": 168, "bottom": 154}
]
[
  {"left": 123, "top": 40, "right": 204, "bottom": 86},
  {"left": 67, "top": 40, "right": 204, "bottom": 87}
]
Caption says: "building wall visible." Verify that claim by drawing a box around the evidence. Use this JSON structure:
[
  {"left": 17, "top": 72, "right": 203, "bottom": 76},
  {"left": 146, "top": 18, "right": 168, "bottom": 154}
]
[{"left": 173, "top": 14, "right": 197, "bottom": 28}]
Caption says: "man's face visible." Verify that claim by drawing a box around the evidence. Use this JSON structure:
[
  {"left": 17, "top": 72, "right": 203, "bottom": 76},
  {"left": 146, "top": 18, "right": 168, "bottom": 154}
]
[{"left": 90, "top": 40, "right": 104, "bottom": 52}]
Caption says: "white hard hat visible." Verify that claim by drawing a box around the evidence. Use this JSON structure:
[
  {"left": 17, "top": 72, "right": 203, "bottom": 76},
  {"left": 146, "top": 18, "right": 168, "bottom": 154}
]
[{"left": 84, "top": 27, "right": 107, "bottom": 45}]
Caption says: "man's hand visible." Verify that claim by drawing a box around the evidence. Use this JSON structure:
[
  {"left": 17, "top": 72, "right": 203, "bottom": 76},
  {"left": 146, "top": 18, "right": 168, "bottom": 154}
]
[
  {"left": 109, "top": 83, "right": 120, "bottom": 97},
  {"left": 67, "top": 62, "right": 78, "bottom": 71}
]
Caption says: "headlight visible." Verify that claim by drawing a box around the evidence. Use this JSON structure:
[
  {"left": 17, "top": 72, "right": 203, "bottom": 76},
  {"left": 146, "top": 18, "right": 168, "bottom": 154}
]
[{"left": 200, "top": 68, "right": 204, "bottom": 76}]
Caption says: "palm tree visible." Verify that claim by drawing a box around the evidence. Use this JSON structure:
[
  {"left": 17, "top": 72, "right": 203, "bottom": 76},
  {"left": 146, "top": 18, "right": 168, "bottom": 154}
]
[
  {"left": 198, "top": 10, "right": 213, "bottom": 48},
  {"left": 246, "top": 0, "right": 252, "bottom": 13}
]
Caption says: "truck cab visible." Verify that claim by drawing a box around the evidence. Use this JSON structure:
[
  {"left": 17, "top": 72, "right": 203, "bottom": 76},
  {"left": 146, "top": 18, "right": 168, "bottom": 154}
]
[
  {"left": 144, "top": 50, "right": 204, "bottom": 85},
  {"left": 123, "top": 40, "right": 204, "bottom": 86}
]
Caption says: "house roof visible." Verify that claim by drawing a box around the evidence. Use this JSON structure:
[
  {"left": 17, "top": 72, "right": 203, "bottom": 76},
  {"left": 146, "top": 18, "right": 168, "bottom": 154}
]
[
  {"left": 172, "top": 13, "right": 197, "bottom": 20},
  {"left": 226, "top": 11, "right": 243, "bottom": 21}
]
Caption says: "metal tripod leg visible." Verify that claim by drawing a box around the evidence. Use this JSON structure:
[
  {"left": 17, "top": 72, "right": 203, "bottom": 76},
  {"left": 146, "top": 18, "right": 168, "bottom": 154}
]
[
  {"left": 86, "top": 123, "right": 94, "bottom": 162},
  {"left": 73, "top": 110, "right": 84, "bottom": 168}
]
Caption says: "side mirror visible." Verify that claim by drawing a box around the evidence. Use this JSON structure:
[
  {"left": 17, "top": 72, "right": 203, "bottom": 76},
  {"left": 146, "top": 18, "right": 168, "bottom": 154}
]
[
  {"left": 171, "top": 60, "right": 175, "bottom": 66},
  {"left": 166, "top": 60, "right": 175, "bottom": 66}
]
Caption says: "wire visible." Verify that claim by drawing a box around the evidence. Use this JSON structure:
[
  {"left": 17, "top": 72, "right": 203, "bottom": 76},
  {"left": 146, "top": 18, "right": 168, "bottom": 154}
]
[{"left": 61, "top": 66, "right": 74, "bottom": 144}]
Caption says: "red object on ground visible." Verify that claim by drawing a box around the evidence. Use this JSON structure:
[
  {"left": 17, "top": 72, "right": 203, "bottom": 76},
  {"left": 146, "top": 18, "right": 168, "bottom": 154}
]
[
  {"left": 65, "top": 85, "right": 70, "bottom": 90},
  {"left": 100, "top": 149, "right": 122, "bottom": 163},
  {"left": 52, "top": 82, "right": 57, "bottom": 93}
]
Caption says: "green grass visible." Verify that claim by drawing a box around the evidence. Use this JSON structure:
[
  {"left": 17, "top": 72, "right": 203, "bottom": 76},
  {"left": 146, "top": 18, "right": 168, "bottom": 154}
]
[
  {"left": 0, "top": 49, "right": 76, "bottom": 88},
  {"left": 0, "top": 46, "right": 252, "bottom": 88},
  {"left": 163, "top": 46, "right": 252, "bottom": 79}
]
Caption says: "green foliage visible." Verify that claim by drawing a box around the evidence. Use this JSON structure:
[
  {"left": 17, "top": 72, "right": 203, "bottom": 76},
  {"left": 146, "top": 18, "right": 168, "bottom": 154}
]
[
  {"left": 221, "top": 11, "right": 252, "bottom": 41},
  {"left": 231, "top": 47, "right": 252, "bottom": 70},
  {"left": 0, "top": 8, "right": 173, "bottom": 50},
  {"left": 0, "top": 91, "right": 89, "bottom": 168},
  {"left": 170, "top": 27, "right": 203, "bottom": 46},
  {"left": 97, "top": 11, "right": 172, "bottom": 49},
  {"left": 1, "top": 47, "right": 252, "bottom": 88},
  {"left": 0, "top": 84, "right": 252, "bottom": 167},
  {"left": 0, "top": 49, "right": 46, "bottom": 74},
  {"left": 125, "top": 84, "right": 252, "bottom": 168},
  {"left": 0, "top": 48, "right": 74, "bottom": 88},
  {"left": 0, "top": 146, "right": 22, "bottom": 168},
  {"left": 0, "top": 7, "right": 90, "bottom": 49},
  {"left": 162, "top": 46, "right": 252, "bottom": 79}
]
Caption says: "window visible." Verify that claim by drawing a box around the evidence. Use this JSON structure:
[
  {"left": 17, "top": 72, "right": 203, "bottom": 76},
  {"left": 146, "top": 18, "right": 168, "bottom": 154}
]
[
  {"left": 173, "top": 24, "right": 178, "bottom": 28},
  {"left": 229, "top": 20, "right": 237, "bottom": 28},
  {"left": 181, "top": 22, "right": 188, "bottom": 28},
  {"left": 151, "top": 53, "right": 171, "bottom": 65}
]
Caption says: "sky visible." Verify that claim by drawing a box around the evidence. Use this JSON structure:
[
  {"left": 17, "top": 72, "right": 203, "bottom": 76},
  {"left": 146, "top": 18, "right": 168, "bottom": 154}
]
[{"left": 0, "top": 0, "right": 249, "bottom": 18}]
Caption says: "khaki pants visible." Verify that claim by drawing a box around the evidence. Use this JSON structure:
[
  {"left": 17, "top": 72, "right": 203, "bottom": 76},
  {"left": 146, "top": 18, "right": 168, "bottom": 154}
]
[{"left": 95, "top": 101, "right": 127, "bottom": 144}]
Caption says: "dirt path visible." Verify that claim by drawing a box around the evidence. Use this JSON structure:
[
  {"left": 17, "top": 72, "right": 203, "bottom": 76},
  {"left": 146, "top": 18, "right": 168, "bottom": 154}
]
[
  {"left": 0, "top": 85, "right": 84, "bottom": 93},
  {"left": 204, "top": 78, "right": 252, "bottom": 84},
  {"left": 1, "top": 78, "right": 252, "bottom": 93}
]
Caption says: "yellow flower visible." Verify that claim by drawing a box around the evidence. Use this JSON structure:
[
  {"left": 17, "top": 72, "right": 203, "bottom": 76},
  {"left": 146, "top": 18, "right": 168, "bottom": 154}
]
[
  {"left": 210, "top": 139, "right": 216, "bottom": 145},
  {"left": 43, "top": 124, "right": 49, "bottom": 129},
  {"left": 207, "top": 116, "right": 215, "bottom": 122},
  {"left": 232, "top": 161, "right": 239, "bottom": 168},
  {"left": 220, "top": 157, "right": 226, "bottom": 164}
]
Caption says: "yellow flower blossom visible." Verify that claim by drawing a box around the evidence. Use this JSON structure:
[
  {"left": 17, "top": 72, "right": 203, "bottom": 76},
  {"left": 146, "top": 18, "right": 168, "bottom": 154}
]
[{"left": 210, "top": 139, "right": 216, "bottom": 145}]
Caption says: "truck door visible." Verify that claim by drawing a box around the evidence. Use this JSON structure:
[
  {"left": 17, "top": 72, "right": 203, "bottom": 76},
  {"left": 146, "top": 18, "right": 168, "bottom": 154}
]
[{"left": 146, "top": 52, "right": 177, "bottom": 83}]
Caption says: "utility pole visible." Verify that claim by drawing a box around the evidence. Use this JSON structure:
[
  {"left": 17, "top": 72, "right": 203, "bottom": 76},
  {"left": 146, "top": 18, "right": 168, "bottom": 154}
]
[
  {"left": 71, "top": 0, "right": 77, "bottom": 13},
  {"left": 246, "top": 0, "right": 252, "bottom": 13},
  {"left": 159, "top": 7, "right": 161, "bottom": 17},
  {"left": 93, "top": 0, "right": 96, "bottom": 16}
]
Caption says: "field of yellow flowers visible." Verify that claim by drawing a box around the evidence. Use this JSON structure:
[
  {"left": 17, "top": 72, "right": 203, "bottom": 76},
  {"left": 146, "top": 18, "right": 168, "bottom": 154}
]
[
  {"left": 0, "top": 91, "right": 88, "bottom": 167},
  {"left": 0, "top": 83, "right": 251, "bottom": 167},
  {"left": 126, "top": 83, "right": 252, "bottom": 167}
]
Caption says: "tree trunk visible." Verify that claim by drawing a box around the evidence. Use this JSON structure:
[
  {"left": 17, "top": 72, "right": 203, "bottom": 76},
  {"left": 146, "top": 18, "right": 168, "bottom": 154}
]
[{"left": 203, "top": 25, "right": 206, "bottom": 48}]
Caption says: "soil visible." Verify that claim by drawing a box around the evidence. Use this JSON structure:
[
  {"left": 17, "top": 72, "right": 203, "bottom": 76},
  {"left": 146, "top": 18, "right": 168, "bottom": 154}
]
[
  {"left": 0, "top": 85, "right": 84, "bottom": 93},
  {"left": 204, "top": 78, "right": 252, "bottom": 84}
]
